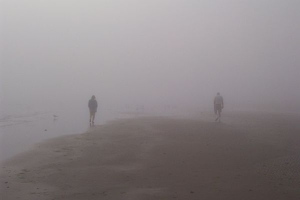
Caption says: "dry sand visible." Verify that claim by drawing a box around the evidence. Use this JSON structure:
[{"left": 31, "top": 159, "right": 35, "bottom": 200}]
[{"left": 1, "top": 114, "right": 300, "bottom": 200}]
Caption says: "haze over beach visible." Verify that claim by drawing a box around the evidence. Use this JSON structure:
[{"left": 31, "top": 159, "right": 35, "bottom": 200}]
[
  {"left": 1, "top": 0, "right": 300, "bottom": 114},
  {"left": 1, "top": 0, "right": 300, "bottom": 199}
]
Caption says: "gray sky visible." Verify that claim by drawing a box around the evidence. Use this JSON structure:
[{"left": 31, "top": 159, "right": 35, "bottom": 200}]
[{"left": 1, "top": 0, "right": 300, "bottom": 113}]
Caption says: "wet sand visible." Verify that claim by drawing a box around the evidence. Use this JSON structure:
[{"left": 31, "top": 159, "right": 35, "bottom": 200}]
[{"left": 1, "top": 114, "right": 300, "bottom": 200}]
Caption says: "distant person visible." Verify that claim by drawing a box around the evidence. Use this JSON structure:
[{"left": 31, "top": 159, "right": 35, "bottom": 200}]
[
  {"left": 88, "top": 95, "right": 98, "bottom": 124},
  {"left": 214, "top": 92, "right": 224, "bottom": 122}
]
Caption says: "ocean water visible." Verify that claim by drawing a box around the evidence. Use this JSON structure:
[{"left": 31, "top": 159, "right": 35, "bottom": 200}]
[{"left": 0, "top": 107, "right": 126, "bottom": 162}]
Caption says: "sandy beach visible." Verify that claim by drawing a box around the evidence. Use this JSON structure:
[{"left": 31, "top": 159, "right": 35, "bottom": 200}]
[{"left": 1, "top": 113, "right": 300, "bottom": 200}]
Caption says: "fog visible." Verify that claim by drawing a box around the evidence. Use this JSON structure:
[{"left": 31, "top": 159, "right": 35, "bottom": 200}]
[{"left": 1, "top": 0, "right": 300, "bottom": 115}]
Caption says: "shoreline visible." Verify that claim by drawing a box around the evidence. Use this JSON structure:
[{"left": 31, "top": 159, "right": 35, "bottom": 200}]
[
  {"left": 1, "top": 114, "right": 300, "bottom": 199},
  {"left": 0, "top": 109, "right": 136, "bottom": 162}
]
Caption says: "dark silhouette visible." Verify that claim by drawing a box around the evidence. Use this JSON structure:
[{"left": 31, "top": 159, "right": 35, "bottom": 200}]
[
  {"left": 214, "top": 92, "right": 224, "bottom": 122},
  {"left": 88, "top": 95, "right": 98, "bottom": 124}
]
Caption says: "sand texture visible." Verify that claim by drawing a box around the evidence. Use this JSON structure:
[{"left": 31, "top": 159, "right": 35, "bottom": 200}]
[{"left": 1, "top": 115, "right": 300, "bottom": 200}]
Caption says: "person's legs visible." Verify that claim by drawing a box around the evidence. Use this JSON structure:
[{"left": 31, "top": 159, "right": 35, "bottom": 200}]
[
  {"left": 217, "top": 108, "right": 222, "bottom": 122},
  {"left": 90, "top": 111, "right": 95, "bottom": 123},
  {"left": 92, "top": 113, "right": 95, "bottom": 123},
  {"left": 215, "top": 104, "right": 221, "bottom": 121}
]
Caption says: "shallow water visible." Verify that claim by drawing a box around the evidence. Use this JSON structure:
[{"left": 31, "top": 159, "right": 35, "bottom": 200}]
[{"left": 0, "top": 108, "right": 123, "bottom": 161}]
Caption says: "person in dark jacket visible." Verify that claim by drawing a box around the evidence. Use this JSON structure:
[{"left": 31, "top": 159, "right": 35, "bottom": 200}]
[{"left": 88, "top": 95, "right": 98, "bottom": 124}]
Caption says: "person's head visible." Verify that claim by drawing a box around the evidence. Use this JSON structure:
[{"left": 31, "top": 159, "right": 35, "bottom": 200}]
[
  {"left": 91, "top": 95, "right": 95, "bottom": 100},
  {"left": 217, "top": 92, "right": 220, "bottom": 96}
]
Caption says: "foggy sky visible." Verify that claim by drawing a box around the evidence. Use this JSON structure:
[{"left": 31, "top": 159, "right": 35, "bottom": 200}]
[{"left": 1, "top": 0, "right": 300, "bottom": 113}]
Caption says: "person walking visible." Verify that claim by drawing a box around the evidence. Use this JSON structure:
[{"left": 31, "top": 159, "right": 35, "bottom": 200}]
[
  {"left": 88, "top": 95, "right": 98, "bottom": 124},
  {"left": 214, "top": 92, "right": 224, "bottom": 122}
]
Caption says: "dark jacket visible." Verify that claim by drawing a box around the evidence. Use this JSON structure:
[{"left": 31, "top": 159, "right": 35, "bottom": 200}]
[{"left": 88, "top": 99, "right": 98, "bottom": 112}]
